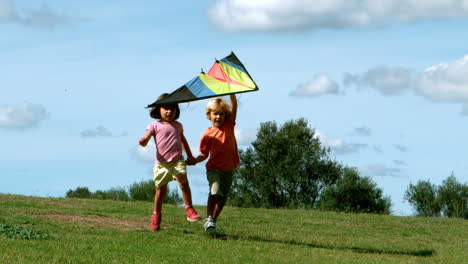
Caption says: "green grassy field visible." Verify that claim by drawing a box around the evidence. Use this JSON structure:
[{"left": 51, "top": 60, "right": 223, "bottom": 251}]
[{"left": 0, "top": 194, "right": 466, "bottom": 264}]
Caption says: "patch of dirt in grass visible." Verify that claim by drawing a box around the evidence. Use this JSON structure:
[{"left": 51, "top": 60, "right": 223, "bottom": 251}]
[{"left": 37, "top": 213, "right": 148, "bottom": 231}]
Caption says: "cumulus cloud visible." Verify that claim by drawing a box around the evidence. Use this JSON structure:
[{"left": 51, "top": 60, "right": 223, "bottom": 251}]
[
  {"left": 80, "top": 126, "right": 126, "bottom": 138},
  {"left": 415, "top": 55, "right": 468, "bottom": 102},
  {"left": 208, "top": 0, "right": 468, "bottom": 32},
  {"left": 394, "top": 159, "right": 407, "bottom": 166},
  {"left": 235, "top": 128, "right": 257, "bottom": 146},
  {"left": 0, "top": 103, "right": 48, "bottom": 129},
  {"left": 351, "top": 126, "right": 372, "bottom": 136},
  {"left": 133, "top": 142, "right": 156, "bottom": 163},
  {"left": 394, "top": 144, "right": 409, "bottom": 152},
  {"left": 373, "top": 145, "right": 383, "bottom": 153},
  {"left": 344, "top": 54, "right": 468, "bottom": 114},
  {"left": 290, "top": 73, "right": 340, "bottom": 97},
  {"left": 0, "top": 1, "right": 74, "bottom": 29},
  {"left": 314, "top": 130, "right": 367, "bottom": 155},
  {"left": 344, "top": 66, "right": 414, "bottom": 96},
  {"left": 462, "top": 103, "right": 468, "bottom": 116},
  {"left": 0, "top": 0, "right": 17, "bottom": 21},
  {"left": 359, "top": 163, "right": 405, "bottom": 177}
]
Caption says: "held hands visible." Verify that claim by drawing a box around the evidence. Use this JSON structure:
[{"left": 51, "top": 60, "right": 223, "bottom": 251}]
[{"left": 185, "top": 156, "right": 197, "bottom": 166}]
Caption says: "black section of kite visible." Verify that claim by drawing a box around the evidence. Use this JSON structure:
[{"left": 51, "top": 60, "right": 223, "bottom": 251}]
[{"left": 147, "top": 52, "right": 258, "bottom": 108}]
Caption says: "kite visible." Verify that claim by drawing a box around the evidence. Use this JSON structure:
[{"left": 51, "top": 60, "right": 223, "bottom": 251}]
[{"left": 147, "top": 52, "right": 258, "bottom": 107}]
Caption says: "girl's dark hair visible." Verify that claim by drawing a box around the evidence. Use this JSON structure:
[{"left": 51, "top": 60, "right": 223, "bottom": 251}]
[{"left": 150, "top": 93, "right": 180, "bottom": 120}]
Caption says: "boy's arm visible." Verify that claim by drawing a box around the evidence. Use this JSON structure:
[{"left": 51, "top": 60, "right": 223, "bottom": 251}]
[
  {"left": 139, "top": 130, "right": 152, "bottom": 147},
  {"left": 194, "top": 153, "right": 208, "bottom": 164},
  {"left": 230, "top": 94, "right": 237, "bottom": 122}
]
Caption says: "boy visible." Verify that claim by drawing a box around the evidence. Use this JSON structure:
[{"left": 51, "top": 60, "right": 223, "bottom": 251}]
[{"left": 190, "top": 94, "right": 239, "bottom": 233}]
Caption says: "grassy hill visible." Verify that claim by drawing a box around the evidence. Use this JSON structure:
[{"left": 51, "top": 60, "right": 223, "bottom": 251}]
[{"left": 0, "top": 194, "right": 466, "bottom": 263}]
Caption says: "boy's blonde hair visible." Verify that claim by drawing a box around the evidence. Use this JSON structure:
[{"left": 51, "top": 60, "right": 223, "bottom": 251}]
[{"left": 205, "top": 98, "right": 231, "bottom": 120}]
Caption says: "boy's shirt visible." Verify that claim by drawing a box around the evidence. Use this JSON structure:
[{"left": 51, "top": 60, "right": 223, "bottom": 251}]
[{"left": 200, "top": 118, "right": 240, "bottom": 173}]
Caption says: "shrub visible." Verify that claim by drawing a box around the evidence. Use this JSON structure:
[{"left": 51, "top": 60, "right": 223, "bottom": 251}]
[
  {"left": 318, "top": 167, "right": 392, "bottom": 214},
  {"left": 92, "top": 187, "right": 130, "bottom": 201},
  {"left": 129, "top": 180, "right": 155, "bottom": 202},
  {"left": 66, "top": 187, "right": 92, "bottom": 199}
]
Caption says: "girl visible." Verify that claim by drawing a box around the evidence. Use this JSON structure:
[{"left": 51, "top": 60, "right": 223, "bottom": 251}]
[{"left": 139, "top": 93, "right": 200, "bottom": 231}]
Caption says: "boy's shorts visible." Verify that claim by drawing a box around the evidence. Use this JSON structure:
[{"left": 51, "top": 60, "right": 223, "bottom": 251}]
[
  {"left": 207, "top": 169, "right": 234, "bottom": 206},
  {"left": 153, "top": 160, "right": 187, "bottom": 188}
]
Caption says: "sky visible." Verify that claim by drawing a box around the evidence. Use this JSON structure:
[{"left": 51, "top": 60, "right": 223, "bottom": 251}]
[{"left": 1, "top": 0, "right": 468, "bottom": 216}]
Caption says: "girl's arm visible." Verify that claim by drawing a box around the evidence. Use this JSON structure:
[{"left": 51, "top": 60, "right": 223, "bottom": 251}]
[
  {"left": 181, "top": 132, "right": 194, "bottom": 159},
  {"left": 230, "top": 94, "right": 237, "bottom": 122},
  {"left": 139, "top": 130, "right": 152, "bottom": 147}
]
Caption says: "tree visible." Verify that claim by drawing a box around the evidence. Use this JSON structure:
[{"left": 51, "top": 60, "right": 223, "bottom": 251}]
[
  {"left": 318, "top": 167, "right": 392, "bottom": 214},
  {"left": 404, "top": 174, "right": 467, "bottom": 218},
  {"left": 66, "top": 187, "right": 92, "bottom": 199},
  {"left": 229, "top": 118, "right": 342, "bottom": 208},
  {"left": 437, "top": 174, "right": 468, "bottom": 218},
  {"left": 404, "top": 180, "right": 441, "bottom": 217}
]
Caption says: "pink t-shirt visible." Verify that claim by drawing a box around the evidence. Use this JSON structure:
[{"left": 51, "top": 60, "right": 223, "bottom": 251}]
[{"left": 147, "top": 121, "right": 184, "bottom": 164}]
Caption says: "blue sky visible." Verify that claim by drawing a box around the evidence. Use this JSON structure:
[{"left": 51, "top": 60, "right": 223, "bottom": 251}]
[{"left": 1, "top": 0, "right": 467, "bottom": 216}]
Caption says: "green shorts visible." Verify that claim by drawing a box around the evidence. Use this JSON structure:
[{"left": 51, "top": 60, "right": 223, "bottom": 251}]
[
  {"left": 153, "top": 160, "right": 187, "bottom": 188},
  {"left": 207, "top": 169, "right": 234, "bottom": 205}
]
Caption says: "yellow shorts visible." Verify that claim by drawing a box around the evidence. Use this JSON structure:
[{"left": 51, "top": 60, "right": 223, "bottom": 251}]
[{"left": 153, "top": 160, "right": 187, "bottom": 187}]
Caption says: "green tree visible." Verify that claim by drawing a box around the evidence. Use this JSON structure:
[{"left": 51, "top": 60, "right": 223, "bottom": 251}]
[
  {"left": 66, "top": 187, "right": 92, "bottom": 199},
  {"left": 404, "top": 180, "right": 441, "bottom": 217},
  {"left": 318, "top": 167, "right": 392, "bottom": 214},
  {"left": 437, "top": 174, "right": 468, "bottom": 218},
  {"left": 230, "top": 118, "right": 342, "bottom": 208}
]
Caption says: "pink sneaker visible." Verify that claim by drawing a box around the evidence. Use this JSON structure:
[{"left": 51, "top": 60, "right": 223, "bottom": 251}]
[
  {"left": 149, "top": 213, "right": 161, "bottom": 231},
  {"left": 185, "top": 207, "right": 201, "bottom": 222}
]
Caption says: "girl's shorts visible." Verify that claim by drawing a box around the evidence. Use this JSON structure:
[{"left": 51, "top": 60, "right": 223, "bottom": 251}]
[
  {"left": 207, "top": 169, "right": 234, "bottom": 205},
  {"left": 153, "top": 160, "right": 187, "bottom": 187}
]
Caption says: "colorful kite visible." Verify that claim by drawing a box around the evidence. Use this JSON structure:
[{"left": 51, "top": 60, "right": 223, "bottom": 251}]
[{"left": 147, "top": 52, "right": 258, "bottom": 107}]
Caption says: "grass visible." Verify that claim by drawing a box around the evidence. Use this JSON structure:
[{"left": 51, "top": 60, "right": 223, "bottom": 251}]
[{"left": 0, "top": 194, "right": 467, "bottom": 263}]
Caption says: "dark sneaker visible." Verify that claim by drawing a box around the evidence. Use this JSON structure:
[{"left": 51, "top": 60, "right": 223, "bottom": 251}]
[
  {"left": 149, "top": 213, "right": 161, "bottom": 231},
  {"left": 186, "top": 207, "right": 201, "bottom": 222},
  {"left": 203, "top": 217, "right": 216, "bottom": 233}
]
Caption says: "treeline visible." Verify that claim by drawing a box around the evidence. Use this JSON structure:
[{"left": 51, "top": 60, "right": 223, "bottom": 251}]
[
  {"left": 228, "top": 118, "right": 466, "bottom": 218},
  {"left": 66, "top": 179, "right": 182, "bottom": 205},
  {"left": 404, "top": 174, "right": 467, "bottom": 218},
  {"left": 229, "top": 118, "right": 391, "bottom": 214}
]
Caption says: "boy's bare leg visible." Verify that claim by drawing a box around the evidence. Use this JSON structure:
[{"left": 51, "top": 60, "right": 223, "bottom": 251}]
[
  {"left": 207, "top": 194, "right": 218, "bottom": 217},
  {"left": 213, "top": 203, "right": 224, "bottom": 220}
]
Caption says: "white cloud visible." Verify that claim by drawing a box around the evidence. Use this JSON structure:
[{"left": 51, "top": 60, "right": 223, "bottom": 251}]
[
  {"left": 394, "top": 144, "right": 409, "bottom": 153},
  {"left": 344, "top": 66, "right": 414, "bottom": 96},
  {"left": 462, "top": 103, "right": 468, "bottom": 116},
  {"left": 21, "top": 4, "right": 69, "bottom": 29},
  {"left": 359, "top": 163, "right": 405, "bottom": 177},
  {"left": 314, "top": 130, "right": 367, "bottom": 155},
  {"left": 208, "top": 0, "right": 468, "bottom": 32},
  {"left": 351, "top": 126, "right": 372, "bottom": 136},
  {"left": 415, "top": 55, "right": 468, "bottom": 102},
  {"left": 343, "top": 54, "right": 468, "bottom": 114},
  {"left": 0, "top": 103, "right": 48, "bottom": 129},
  {"left": 394, "top": 160, "right": 407, "bottom": 166},
  {"left": 235, "top": 128, "right": 256, "bottom": 146},
  {"left": 133, "top": 141, "right": 156, "bottom": 163},
  {"left": 0, "top": 0, "right": 17, "bottom": 21},
  {"left": 80, "top": 126, "right": 113, "bottom": 138},
  {"left": 290, "top": 73, "right": 340, "bottom": 97},
  {"left": 0, "top": 1, "right": 74, "bottom": 29}
]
